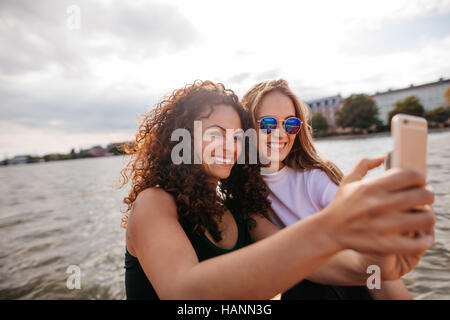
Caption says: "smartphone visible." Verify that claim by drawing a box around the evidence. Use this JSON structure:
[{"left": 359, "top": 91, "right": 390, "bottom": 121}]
[
  {"left": 385, "top": 114, "right": 428, "bottom": 226},
  {"left": 390, "top": 113, "right": 428, "bottom": 177}
]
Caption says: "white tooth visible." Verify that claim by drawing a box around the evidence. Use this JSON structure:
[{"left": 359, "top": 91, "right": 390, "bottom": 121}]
[
  {"left": 213, "top": 156, "right": 233, "bottom": 164},
  {"left": 268, "top": 143, "right": 286, "bottom": 149}
]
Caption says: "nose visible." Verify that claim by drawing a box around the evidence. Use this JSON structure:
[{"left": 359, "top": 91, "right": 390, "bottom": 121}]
[
  {"left": 224, "top": 136, "right": 240, "bottom": 159},
  {"left": 273, "top": 127, "right": 288, "bottom": 140}
]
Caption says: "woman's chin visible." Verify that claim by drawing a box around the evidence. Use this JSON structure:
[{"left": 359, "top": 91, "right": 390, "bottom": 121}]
[
  {"left": 260, "top": 153, "right": 287, "bottom": 166},
  {"left": 210, "top": 164, "right": 234, "bottom": 179}
]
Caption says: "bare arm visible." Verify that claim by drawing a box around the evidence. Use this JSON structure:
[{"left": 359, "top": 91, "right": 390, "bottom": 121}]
[
  {"left": 127, "top": 160, "right": 434, "bottom": 299},
  {"left": 127, "top": 188, "right": 341, "bottom": 299},
  {"left": 250, "top": 215, "right": 372, "bottom": 286}
]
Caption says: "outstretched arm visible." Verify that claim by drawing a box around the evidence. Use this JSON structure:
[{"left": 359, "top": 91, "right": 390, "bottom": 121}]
[
  {"left": 128, "top": 187, "right": 341, "bottom": 299},
  {"left": 127, "top": 160, "right": 434, "bottom": 299},
  {"left": 250, "top": 215, "right": 367, "bottom": 286},
  {"left": 251, "top": 215, "right": 395, "bottom": 287}
]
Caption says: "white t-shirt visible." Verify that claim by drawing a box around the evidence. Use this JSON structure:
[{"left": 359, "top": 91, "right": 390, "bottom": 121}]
[{"left": 261, "top": 166, "right": 339, "bottom": 228}]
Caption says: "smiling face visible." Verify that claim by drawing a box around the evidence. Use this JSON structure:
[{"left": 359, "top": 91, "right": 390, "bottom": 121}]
[
  {"left": 195, "top": 104, "right": 244, "bottom": 181},
  {"left": 255, "top": 90, "right": 297, "bottom": 170}
]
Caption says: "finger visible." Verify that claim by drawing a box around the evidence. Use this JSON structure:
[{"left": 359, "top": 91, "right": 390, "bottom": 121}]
[
  {"left": 365, "top": 167, "right": 426, "bottom": 192},
  {"left": 382, "top": 233, "right": 434, "bottom": 255},
  {"left": 376, "top": 208, "right": 435, "bottom": 234},
  {"left": 342, "top": 156, "right": 386, "bottom": 185},
  {"left": 379, "top": 187, "right": 435, "bottom": 211},
  {"left": 409, "top": 205, "right": 435, "bottom": 234}
]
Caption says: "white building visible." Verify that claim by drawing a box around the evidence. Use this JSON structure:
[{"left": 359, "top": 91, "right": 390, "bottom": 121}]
[
  {"left": 306, "top": 94, "right": 343, "bottom": 129},
  {"left": 371, "top": 78, "right": 450, "bottom": 124}
]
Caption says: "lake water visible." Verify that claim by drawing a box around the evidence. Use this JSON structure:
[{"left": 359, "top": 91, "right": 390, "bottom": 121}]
[{"left": 0, "top": 132, "right": 449, "bottom": 299}]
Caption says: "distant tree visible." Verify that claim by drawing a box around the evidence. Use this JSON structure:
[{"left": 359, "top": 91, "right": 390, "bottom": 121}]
[
  {"left": 108, "top": 144, "right": 125, "bottom": 155},
  {"left": 425, "top": 106, "right": 450, "bottom": 123},
  {"left": 77, "top": 149, "right": 92, "bottom": 158},
  {"left": 44, "top": 154, "right": 59, "bottom": 162},
  {"left": 335, "top": 94, "right": 381, "bottom": 129},
  {"left": 60, "top": 154, "right": 73, "bottom": 160},
  {"left": 388, "top": 96, "right": 424, "bottom": 124},
  {"left": 27, "top": 155, "right": 42, "bottom": 163},
  {"left": 311, "top": 113, "right": 329, "bottom": 132},
  {"left": 70, "top": 148, "right": 77, "bottom": 159}
]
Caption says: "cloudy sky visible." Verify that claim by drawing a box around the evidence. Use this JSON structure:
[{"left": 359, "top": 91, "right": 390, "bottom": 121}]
[{"left": 1, "top": 0, "right": 449, "bottom": 159}]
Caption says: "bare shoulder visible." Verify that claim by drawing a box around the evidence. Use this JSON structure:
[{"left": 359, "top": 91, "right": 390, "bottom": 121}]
[
  {"left": 134, "top": 187, "right": 177, "bottom": 214},
  {"left": 127, "top": 188, "right": 178, "bottom": 235},
  {"left": 136, "top": 187, "right": 176, "bottom": 207}
]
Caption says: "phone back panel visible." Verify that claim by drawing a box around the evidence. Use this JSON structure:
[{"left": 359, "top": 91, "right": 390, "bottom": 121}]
[{"left": 392, "top": 114, "right": 427, "bottom": 177}]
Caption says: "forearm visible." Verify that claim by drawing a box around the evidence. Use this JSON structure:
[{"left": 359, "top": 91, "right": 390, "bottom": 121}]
[
  {"left": 306, "top": 249, "right": 368, "bottom": 286},
  {"left": 171, "top": 213, "right": 341, "bottom": 299},
  {"left": 368, "top": 280, "right": 413, "bottom": 300}
]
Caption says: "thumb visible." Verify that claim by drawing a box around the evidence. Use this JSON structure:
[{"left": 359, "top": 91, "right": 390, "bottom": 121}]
[{"left": 341, "top": 156, "right": 386, "bottom": 185}]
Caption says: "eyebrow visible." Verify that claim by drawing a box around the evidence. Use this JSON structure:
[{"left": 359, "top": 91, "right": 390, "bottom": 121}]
[
  {"left": 258, "top": 115, "right": 296, "bottom": 120},
  {"left": 205, "top": 124, "right": 226, "bottom": 131}
]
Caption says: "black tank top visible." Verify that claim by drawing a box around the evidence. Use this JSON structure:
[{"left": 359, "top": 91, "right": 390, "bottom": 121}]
[{"left": 124, "top": 204, "right": 253, "bottom": 300}]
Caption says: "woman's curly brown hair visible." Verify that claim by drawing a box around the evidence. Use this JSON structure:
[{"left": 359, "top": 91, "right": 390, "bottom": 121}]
[{"left": 119, "top": 80, "right": 271, "bottom": 242}]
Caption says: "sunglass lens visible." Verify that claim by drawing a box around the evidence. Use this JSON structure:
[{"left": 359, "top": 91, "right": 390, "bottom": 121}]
[
  {"left": 260, "top": 117, "right": 277, "bottom": 134},
  {"left": 285, "top": 118, "right": 301, "bottom": 134}
]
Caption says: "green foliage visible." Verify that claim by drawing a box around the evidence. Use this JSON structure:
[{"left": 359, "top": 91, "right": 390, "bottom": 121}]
[
  {"left": 335, "top": 94, "right": 381, "bottom": 129},
  {"left": 108, "top": 144, "right": 125, "bottom": 155},
  {"left": 425, "top": 106, "right": 450, "bottom": 123},
  {"left": 27, "top": 155, "right": 42, "bottom": 163},
  {"left": 311, "top": 113, "right": 329, "bottom": 132},
  {"left": 388, "top": 96, "right": 424, "bottom": 124}
]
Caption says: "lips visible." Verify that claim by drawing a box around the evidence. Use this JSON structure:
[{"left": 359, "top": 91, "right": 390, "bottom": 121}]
[
  {"left": 267, "top": 142, "right": 287, "bottom": 151},
  {"left": 211, "top": 156, "right": 234, "bottom": 165}
]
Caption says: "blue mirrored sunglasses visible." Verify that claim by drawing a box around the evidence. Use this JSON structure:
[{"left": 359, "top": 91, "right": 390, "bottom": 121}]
[{"left": 257, "top": 117, "right": 302, "bottom": 135}]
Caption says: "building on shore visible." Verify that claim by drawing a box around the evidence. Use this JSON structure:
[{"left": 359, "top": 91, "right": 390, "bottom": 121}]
[
  {"left": 9, "top": 155, "right": 29, "bottom": 165},
  {"left": 370, "top": 78, "right": 450, "bottom": 125},
  {"left": 85, "top": 145, "right": 107, "bottom": 157},
  {"left": 305, "top": 94, "right": 343, "bottom": 130}
]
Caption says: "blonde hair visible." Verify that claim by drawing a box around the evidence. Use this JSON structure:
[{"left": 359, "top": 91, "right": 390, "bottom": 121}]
[{"left": 241, "top": 79, "right": 343, "bottom": 185}]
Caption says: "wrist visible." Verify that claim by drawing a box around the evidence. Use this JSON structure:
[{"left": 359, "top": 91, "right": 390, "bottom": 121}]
[{"left": 310, "top": 208, "right": 344, "bottom": 255}]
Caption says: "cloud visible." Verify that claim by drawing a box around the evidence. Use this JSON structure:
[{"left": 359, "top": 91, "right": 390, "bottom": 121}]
[
  {"left": 0, "top": 0, "right": 198, "bottom": 143},
  {"left": 0, "top": 0, "right": 199, "bottom": 77},
  {"left": 339, "top": 11, "right": 450, "bottom": 56},
  {"left": 0, "top": 0, "right": 449, "bottom": 159},
  {"left": 0, "top": 79, "right": 158, "bottom": 133},
  {"left": 254, "top": 69, "right": 280, "bottom": 81},
  {"left": 227, "top": 72, "right": 251, "bottom": 84}
]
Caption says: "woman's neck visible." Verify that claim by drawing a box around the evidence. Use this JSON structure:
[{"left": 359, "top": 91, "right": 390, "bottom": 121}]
[{"left": 262, "top": 161, "right": 285, "bottom": 174}]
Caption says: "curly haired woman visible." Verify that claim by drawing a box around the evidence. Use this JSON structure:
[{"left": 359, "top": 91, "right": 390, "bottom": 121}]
[{"left": 119, "top": 80, "right": 434, "bottom": 300}]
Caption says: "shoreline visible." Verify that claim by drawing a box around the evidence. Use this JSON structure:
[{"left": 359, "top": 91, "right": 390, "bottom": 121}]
[
  {"left": 313, "top": 126, "right": 450, "bottom": 141},
  {"left": 3, "top": 127, "right": 449, "bottom": 166}
]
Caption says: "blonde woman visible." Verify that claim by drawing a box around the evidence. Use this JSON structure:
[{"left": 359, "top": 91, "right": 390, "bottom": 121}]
[
  {"left": 241, "top": 79, "right": 427, "bottom": 299},
  {"left": 121, "top": 80, "right": 434, "bottom": 300}
]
